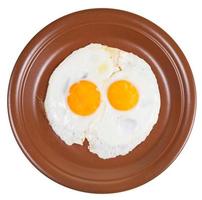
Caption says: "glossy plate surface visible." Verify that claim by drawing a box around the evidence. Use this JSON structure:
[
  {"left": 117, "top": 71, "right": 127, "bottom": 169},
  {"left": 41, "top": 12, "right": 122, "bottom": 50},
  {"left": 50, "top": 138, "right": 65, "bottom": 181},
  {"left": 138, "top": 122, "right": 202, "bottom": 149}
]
[{"left": 8, "top": 9, "right": 196, "bottom": 193}]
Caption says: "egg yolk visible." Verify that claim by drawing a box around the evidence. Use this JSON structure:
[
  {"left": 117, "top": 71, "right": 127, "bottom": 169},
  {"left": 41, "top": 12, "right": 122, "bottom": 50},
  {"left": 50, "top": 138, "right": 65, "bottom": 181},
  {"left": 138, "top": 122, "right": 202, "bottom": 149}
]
[
  {"left": 107, "top": 80, "right": 139, "bottom": 111},
  {"left": 67, "top": 80, "right": 101, "bottom": 116}
]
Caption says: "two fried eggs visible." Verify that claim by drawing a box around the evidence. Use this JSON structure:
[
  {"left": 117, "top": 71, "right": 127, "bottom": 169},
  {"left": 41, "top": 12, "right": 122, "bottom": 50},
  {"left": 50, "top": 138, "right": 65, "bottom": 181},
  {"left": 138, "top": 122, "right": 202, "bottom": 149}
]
[{"left": 44, "top": 44, "right": 161, "bottom": 159}]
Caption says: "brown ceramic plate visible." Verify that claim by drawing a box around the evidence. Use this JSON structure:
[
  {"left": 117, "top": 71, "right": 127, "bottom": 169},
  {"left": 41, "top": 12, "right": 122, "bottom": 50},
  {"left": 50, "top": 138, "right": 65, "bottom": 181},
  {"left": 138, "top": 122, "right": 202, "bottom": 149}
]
[{"left": 8, "top": 9, "right": 196, "bottom": 193}]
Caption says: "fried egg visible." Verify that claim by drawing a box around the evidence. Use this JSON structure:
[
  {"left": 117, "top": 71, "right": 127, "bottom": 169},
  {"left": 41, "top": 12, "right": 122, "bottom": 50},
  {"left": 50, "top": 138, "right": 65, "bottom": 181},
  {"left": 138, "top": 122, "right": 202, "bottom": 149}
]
[{"left": 44, "top": 43, "right": 161, "bottom": 159}]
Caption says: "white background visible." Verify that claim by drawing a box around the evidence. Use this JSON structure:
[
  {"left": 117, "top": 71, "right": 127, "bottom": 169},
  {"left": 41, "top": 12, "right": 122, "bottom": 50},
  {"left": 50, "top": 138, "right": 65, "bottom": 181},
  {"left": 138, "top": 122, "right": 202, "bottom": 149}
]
[{"left": 0, "top": 0, "right": 201, "bottom": 199}]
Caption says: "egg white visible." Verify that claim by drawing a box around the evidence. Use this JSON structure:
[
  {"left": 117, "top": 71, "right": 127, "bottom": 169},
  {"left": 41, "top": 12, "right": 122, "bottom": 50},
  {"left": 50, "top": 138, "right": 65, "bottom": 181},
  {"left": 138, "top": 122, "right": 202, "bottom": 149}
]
[
  {"left": 87, "top": 52, "right": 161, "bottom": 158},
  {"left": 44, "top": 43, "right": 161, "bottom": 159},
  {"left": 44, "top": 44, "right": 118, "bottom": 145}
]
